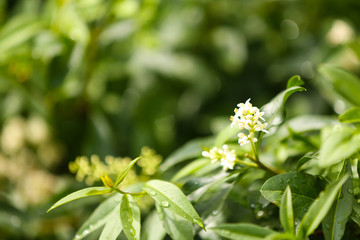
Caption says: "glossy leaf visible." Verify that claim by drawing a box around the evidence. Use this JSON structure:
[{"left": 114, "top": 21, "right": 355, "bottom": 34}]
[
  {"left": 210, "top": 223, "right": 275, "bottom": 240},
  {"left": 141, "top": 210, "right": 167, "bottom": 240},
  {"left": 287, "top": 75, "right": 304, "bottom": 88},
  {"left": 114, "top": 157, "right": 141, "bottom": 187},
  {"left": 155, "top": 202, "right": 193, "bottom": 240},
  {"left": 99, "top": 206, "right": 123, "bottom": 240},
  {"left": 143, "top": 179, "right": 205, "bottom": 229},
  {"left": 264, "top": 232, "right": 297, "bottom": 240},
  {"left": 75, "top": 193, "right": 122, "bottom": 239},
  {"left": 322, "top": 160, "right": 353, "bottom": 240},
  {"left": 261, "top": 84, "right": 306, "bottom": 131},
  {"left": 318, "top": 65, "right": 360, "bottom": 106},
  {"left": 339, "top": 107, "right": 360, "bottom": 123},
  {"left": 260, "top": 172, "right": 326, "bottom": 219},
  {"left": 120, "top": 194, "right": 141, "bottom": 240},
  {"left": 276, "top": 115, "right": 337, "bottom": 141},
  {"left": 296, "top": 152, "right": 317, "bottom": 172},
  {"left": 214, "top": 125, "right": 240, "bottom": 147},
  {"left": 280, "top": 186, "right": 294, "bottom": 234},
  {"left": 319, "top": 125, "right": 360, "bottom": 168},
  {"left": 75, "top": 194, "right": 122, "bottom": 239},
  {"left": 297, "top": 175, "right": 348, "bottom": 240},
  {"left": 160, "top": 137, "right": 214, "bottom": 172},
  {"left": 350, "top": 198, "right": 360, "bottom": 227},
  {"left": 171, "top": 158, "right": 211, "bottom": 182},
  {"left": 47, "top": 187, "right": 111, "bottom": 213}
]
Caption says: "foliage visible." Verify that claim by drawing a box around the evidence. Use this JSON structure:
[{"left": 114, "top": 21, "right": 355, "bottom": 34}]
[
  {"left": 47, "top": 68, "right": 360, "bottom": 239},
  {"left": 1, "top": 0, "right": 360, "bottom": 239}
]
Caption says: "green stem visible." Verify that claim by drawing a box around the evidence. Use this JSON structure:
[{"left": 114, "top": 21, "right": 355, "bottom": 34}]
[
  {"left": 249, "top": 138, "right": 279, "bottom": 175},
  {"left": 235, "top": 159, "right": 258, "bottom": 168},
  {"left": 114, "top": 188, "right": 146, "bottom": 197}
]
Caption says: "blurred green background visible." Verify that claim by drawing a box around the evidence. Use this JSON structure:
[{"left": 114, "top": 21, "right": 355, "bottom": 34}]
[{"left": 0, "top": 0, "right": 359, "bottom": 239}]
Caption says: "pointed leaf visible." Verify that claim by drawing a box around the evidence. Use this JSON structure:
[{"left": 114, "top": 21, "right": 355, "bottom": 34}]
[
  {"left": 214, "top": 125, "right": 240, "bottom": 147},
  {"left": 296, "top": 152, "right": 317, "bottom": 172},
  {"left": 318, "top": 65, "right": 360, "bottom": 106},
  {"left": 260, "top": 172, "right": 326, "bottom": 219},
  {"left": 209, "top": 223, "right": 275, "bottom": 240},
  {"left": 280, "top": 186, "right": 294, "bottom": 234},
  {"left": 319, "top": 125, "right": 360, "bottom": 168},
  {"left": 264, "top": 232, "right": 297, "bottom": 240},
  {"left": 350, "top": 198, "right": 360, "bottom": 227},
  {"left": 339, "top": 107, "right": 360, "bottom": 123},
  {"left": 322, "top": 160, "right": 353, "bottom": 240},
  {"left": 155, "top": 202, "right": 193, "bottom": 240},
  {"left": 160, "top": 137, "right": 214, "bottom": 172},
  {"left": 120, "top": 194, "right": 141, "bottom": 240},
  {"left": 287, "top": 75, "right": 304, "bottom": 88},
  {"left": 114, "top": 157, "right": 140, "bottom": 187},
  {"left": 297, "top": 175, "right": 348, "bottom": 240},
  {"left": 143, "top": 179, "right": 205, "bottom": 229},
  {"left": 171, "top": 158, "right": 211, "bottom": 182},
  {"left": 261, "top": 85, "right": 306, "bottom": 131},
  {"left": 99, "top": 206, "right": 123, "bottom": 240},
  {"left": 75, "top": 193, "right": 122, "bottom": 239},
  {"left": 47, "top": 187, "right": 110, "bottom": 213},
  {"left": 141, "top": 210, "right": 167, "bottom": 240}
]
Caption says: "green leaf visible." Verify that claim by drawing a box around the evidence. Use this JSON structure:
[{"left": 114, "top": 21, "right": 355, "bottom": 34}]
[
  {"left": 209, "top": 223, "right": 275, "bottom": 240},
  {"left": 47, "top": 187, "right": 111, "bottom": 213},
  {"left": 99, "top": 206, "right": 123, "bottom": 240},
  {"left": 319, "top": 125, "right": 360, "bottom": 168},
  {"left": 0, "top": 14, "right": 43, "bottom": 56},
  {"left": 260, "top": 172, "right": 326, "bottom": 219},
  {"left": 350, "top": 198, "right": 360, "bottom": 227},
  {"left": 318, "top": 65, "right": 360, "bottom": 106},
  {"left": 143, "top": 179, "right": 205, "bottom": 230},
  {"left": 297, "top": 175, "right": 348, "bottom": 240},
  {"left": 280, "top": 186, "right": 294, "bottom": 234},
  {"left": 171, "top": 158, "right": 211, "bottom": 182},
  {"left": 296, "top": 152, "right": 317, "bottom": 172},
  {"left": 74, "top": 193, "right": 122, "bottom": 239},
  {"left": 120, "top": 194, "right": 141, "bottom": 240},
  {"left": 141, "top": 210, "right": 167, "bottom": 240},
  {"left": 160, "top": 137, "right": 214, "bottom": 172},
  {"left": 260, "top": 83, "right": 306, "bottom": 138},
  {"left": 264, "top": 232, "right": 297, "bottom": 240},
  {"left": 348, "top": 42, "right": 360, "bottom": 61},
  {"left": 214, "top": 125, "right": 240, "bottom": 147},
  {"left": 114, "top": 157, "right": 140, "bottom": 187},
  {"left": 287, "top": 75, "right": 304, "bottom": 88},
  {"left": 155, "top": 202, "right": 193, "bottom": 240},
  {"left": 322, "top": 160, "right": 353, "bottom": 240},
  {"left": 276, "top": 115, "right": 337, "bottom": 141},
  {"left": 339, "top": 107, "right": 360, "bottom": 123}
]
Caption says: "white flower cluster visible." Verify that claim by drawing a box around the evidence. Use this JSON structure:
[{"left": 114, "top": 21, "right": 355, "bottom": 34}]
[
  {"left": 202, "top": 145, "right": 237, "bottom": 170},
  {"left": 230, "top": 99, "right": 269, "bottom": 146}
]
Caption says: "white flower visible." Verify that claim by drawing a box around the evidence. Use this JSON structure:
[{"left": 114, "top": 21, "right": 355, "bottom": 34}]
[
  {"left": 202, "top": 145, "right": 237, "bottom": 170},
  {"left": 230, "top": 98, "right": 268, "bottom": 146}
]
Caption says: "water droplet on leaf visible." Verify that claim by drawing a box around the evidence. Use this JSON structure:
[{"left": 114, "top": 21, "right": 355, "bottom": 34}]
[
  {"left": 130, "top": 227, "right": 136, "bottom": 236},
  {"left": 161, "top": 201, "right": 170, "bottom": 208},
  {"left": 148, "top": 190, "right": 156, "bottom": 196},
  {"left": 257, "top": 210, "right": 264, "bottom": 217}
]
